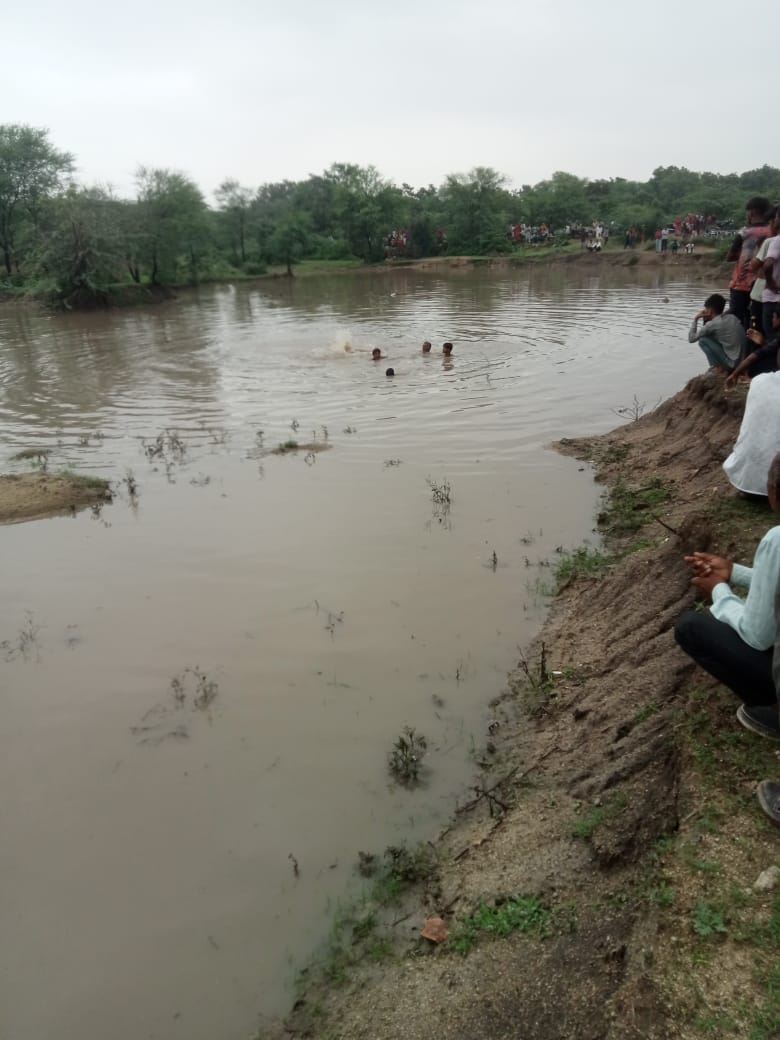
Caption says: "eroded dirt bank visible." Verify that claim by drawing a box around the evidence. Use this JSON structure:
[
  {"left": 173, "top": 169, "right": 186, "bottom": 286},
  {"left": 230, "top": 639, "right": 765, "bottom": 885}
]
[
  {"left": 0, "top": 472, "right": 112, "bottom": 523},
  {"left": 259, "top": 376, "right": 780, "bottom": 1040}
]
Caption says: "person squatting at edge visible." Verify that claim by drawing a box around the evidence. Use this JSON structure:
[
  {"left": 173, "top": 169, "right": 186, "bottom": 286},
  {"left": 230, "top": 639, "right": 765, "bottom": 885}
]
[
  {"left": 687, "top": 293, "right": 747, "bottom": 373},
  {"left": 674, "top": 452, "right": 780, "bottom": 737}
]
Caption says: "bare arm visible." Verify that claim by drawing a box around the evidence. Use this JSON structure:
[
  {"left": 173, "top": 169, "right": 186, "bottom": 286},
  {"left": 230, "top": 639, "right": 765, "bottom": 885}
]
[
  {"left": 725, "top": 351, "right": 759, "bottom": 385},
  {"left": 764, "top": 258, "right": 779, "bottom": 292},
  {"left": 725, "top": 234, "right": 743, "bottom": 263}
]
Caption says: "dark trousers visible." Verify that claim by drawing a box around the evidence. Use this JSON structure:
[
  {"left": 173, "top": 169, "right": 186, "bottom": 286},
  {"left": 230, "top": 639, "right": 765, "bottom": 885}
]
[
  {"left": 674, "top": 611, "right": 775, "bottom": 706},
  {"left": 747, "top": 353, "right": 777, "bottom": 378},
  {"left": 729, "top": 289, "right": 752, "bottom": 328},
  {"left": 762, "top": 301, "right": 776, "bottom": 341},
  {"left": 750, "top": 299, "right": 776, "bottom": 340}
]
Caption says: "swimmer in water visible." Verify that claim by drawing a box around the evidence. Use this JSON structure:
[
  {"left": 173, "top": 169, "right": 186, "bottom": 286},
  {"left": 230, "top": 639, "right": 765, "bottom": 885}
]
[
  {"left": 372, "top": 348, "right": 385, "bottom": 361},
  {"left": 442, "top": 342, "right": 453, "bottom": 356},
  {"left": 385, "top": 367, "right": 395, "bottom": 377},
  {"left": 422, "top": 340, "right": 432, "bottom": 353}
]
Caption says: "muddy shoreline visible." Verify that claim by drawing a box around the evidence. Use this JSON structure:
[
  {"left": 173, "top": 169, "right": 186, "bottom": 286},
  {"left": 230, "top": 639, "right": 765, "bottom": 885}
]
[
  {"left": 259, "top": 376, "right": 780, "bottom": 1040},
  {"left": 0, "top": 472, "right": 112, "bottom": 524}
]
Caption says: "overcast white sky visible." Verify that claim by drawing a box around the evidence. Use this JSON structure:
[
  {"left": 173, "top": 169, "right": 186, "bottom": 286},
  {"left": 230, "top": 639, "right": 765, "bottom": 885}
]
[{"left": 5, "top": 0, "right": 773, "bottom": 201}]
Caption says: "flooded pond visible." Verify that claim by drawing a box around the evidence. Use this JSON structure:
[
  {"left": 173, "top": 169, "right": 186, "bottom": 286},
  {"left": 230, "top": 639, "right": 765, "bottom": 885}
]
[{"left": 0, "top": 265, "right": 704, "bottom": 1040}]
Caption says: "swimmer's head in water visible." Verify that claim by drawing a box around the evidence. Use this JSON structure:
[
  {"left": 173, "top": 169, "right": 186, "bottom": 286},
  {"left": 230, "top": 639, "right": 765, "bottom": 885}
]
[
  {"left": 372, "top": 348, "right": 382, "bottom": 360},
  {"left": 442, "top": 342, "right": 453, "bottom": 355},
  {"left": 385, "top": 367, "right": 394, "bottom": 377},
  {"left": 422, "top": 341, "right": 432, "bottom": 353}
]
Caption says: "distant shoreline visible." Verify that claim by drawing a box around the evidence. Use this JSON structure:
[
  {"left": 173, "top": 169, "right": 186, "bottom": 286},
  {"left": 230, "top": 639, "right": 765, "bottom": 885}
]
[{"left": 0, "top": 245, "right": 729, "bottom": 311}]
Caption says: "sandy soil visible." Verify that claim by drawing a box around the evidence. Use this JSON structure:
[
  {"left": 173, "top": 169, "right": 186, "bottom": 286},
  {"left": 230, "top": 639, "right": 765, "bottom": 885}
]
[
  {"left": 258, "top": 376, "right": 780, "bottom": 1040},
  {"left": 0, "top": 473, "right": 113, "bottom": 524}
]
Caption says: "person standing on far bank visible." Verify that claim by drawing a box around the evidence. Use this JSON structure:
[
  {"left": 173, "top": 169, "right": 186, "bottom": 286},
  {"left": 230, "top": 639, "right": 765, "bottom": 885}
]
[{"left": 726, "top": 196, "right": 773, "bottom": 327}]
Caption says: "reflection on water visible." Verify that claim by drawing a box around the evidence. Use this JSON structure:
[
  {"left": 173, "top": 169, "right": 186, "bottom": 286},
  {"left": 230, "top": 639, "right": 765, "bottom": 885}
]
[{"left": 0, "top": 267, "right": 704, "bottom": 1040}]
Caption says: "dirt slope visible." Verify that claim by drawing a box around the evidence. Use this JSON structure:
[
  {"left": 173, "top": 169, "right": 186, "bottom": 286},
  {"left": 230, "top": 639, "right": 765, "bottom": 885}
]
[{"left": 259, "top": 376, "right": 780, "bottom": 1040}]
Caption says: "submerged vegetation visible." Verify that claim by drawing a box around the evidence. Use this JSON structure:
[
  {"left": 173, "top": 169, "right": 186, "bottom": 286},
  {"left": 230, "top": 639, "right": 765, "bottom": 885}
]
[
  {"left": 2, "top": 123, "right": 780, "bottom": 302},
  {"left": 387, "top": 727, "right": 428, "bottom": 786}
]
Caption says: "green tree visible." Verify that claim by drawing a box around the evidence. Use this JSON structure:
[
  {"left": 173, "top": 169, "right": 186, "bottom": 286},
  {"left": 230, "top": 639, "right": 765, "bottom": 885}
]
[
  {"left": 0, "top": 124, "right": 74, "bottom": 276},
  {"left": 214, "top": 178, "right": 253, "bottom": 264},
  {"left": 325, "top": 163, "right": 403, "bottom": 261},
  {"left": 135, "top": 167, "right": 210, "bottom": 285},
  {"left": 36, "top": 185, "right": 125, "bottom": 294},
  {"left": 267, "top": 211, "right": 311, "bottom": 275},
  {"left": 439, "top": 167, "right": 511, "bottom": 252},
  {"left": 251, "top": 180, "right": 299, "bottom": 259},
  {"left": 521, "top": 171, "right": 589, "bottom": 227}
]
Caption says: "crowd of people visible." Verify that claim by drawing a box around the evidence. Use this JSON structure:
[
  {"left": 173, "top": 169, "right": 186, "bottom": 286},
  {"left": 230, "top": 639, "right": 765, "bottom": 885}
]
[
  {"left": 686, "top": 196, "right": 779, "bottom": 378},
  {"left": 675, "top": 195, "right": 780, "bottom": 826},
  {"left": 507, "top": 223, "right": 554, "bottom": 244}
]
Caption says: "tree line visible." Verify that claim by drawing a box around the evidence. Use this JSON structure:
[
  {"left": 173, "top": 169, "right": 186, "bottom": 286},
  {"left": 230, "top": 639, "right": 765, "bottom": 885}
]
[{"left": 2, "top": 123, "right": 779, "bottom": 298}]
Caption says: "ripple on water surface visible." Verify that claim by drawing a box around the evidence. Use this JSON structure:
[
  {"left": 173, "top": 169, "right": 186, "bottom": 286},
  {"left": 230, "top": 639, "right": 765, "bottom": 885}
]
[{"left": 0, "top": 267, "right": 705, "bottom": 1040}]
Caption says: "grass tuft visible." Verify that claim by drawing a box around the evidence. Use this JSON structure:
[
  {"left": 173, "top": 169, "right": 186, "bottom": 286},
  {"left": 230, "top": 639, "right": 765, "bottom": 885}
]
[
  {"left": 598, "top": 477, "right": 671, "bottom": 535},
  {"left": 554, "top": 546, "right": 611, "bottom": 589},
  {"left": 451, "top": 896, "right": 553, "bottom": 955}
]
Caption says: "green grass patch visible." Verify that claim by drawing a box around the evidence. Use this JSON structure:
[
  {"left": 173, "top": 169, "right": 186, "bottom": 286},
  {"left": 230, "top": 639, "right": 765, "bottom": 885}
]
[
  {"left": 370, "top": 844, "right": 437, "bottom": 905},
  {"left": 554, "top": 546, "right": 612, "bottom": 589},
  {"left": 648, "top": 882, "right": 676, "bottom": 908},
  {"left": 293, "top": 840, "right": 436, "bottom": 1002},
  {"left": 597, "top": 477, "right": 671, "bottom": 536},
  {"left": 63, "top": 472, "right": 111, "bottom": 491},
  {"left": 586, "top": 440, "right": 630, "bottom": 467},
  {"left": 681, "top": 704, "right": 780, "bottom": 792},
  {"left": 692, "top": 901, "right": 728, "bottom": 938},
  {"left": 571, "top": 791, "right": 627, "bottom": 840},
  {"left": 451, "top": 895, "right": 553, "bottom": 955}
]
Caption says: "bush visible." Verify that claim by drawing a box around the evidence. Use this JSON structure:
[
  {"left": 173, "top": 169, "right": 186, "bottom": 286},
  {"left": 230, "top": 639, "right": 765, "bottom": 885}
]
[
  {"left": 309, "top": 234, "right": 356, "bottom": 261},
  {"left": 241, "top": 260, "right": 266, "bottom": 276}
]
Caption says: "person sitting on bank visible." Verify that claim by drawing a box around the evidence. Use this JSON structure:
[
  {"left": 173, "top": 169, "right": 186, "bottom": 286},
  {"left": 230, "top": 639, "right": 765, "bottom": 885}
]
[
  {"left": 725, "top": 303, "right": 780, "bottom": 385},
  {"left": 674, "top": 452, "right": 780, "bottom": 731},
  {"left": 687, "top": 293, "right": 747, "bottom": 373}
]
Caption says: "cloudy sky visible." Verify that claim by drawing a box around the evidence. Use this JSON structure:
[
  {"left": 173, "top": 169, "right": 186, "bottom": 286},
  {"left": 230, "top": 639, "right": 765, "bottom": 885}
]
[{"left": 5, "top": 0, "right": 772, "bottom": 201}]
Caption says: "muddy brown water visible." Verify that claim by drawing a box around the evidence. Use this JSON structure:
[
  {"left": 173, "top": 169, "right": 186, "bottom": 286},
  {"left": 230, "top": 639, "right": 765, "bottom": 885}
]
[{"left": 0, "top": 267, "right": 706, "bottom": 1040}]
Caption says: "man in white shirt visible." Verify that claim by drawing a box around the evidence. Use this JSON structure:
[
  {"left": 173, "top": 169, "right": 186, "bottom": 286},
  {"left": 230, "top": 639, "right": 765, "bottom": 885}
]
[{"left": 674, "top": 452, "right": 780, "bottom": 728}]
